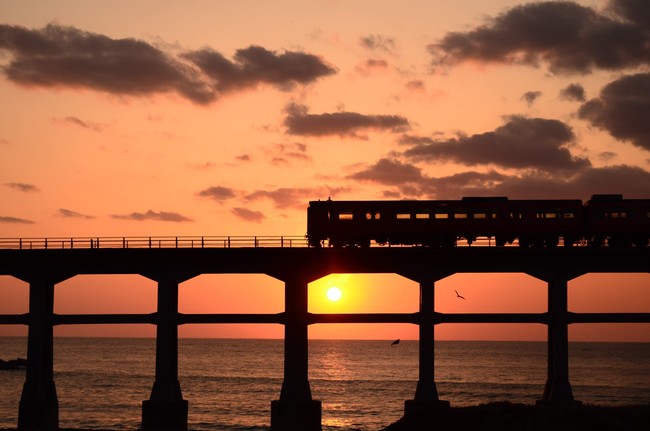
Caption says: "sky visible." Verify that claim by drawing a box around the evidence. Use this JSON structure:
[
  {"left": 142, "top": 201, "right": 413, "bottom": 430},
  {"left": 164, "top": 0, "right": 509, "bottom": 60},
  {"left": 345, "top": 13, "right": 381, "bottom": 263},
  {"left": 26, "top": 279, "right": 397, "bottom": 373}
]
[{"left": 0, "top": 0, "right": 649, "bottom": 341}]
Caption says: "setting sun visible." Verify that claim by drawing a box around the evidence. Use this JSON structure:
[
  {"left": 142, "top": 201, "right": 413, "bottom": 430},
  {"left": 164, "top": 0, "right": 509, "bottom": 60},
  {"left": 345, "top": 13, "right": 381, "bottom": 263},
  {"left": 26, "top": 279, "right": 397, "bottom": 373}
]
[{"left": 326, "top": 287, "right": 342, "bottom": 302}]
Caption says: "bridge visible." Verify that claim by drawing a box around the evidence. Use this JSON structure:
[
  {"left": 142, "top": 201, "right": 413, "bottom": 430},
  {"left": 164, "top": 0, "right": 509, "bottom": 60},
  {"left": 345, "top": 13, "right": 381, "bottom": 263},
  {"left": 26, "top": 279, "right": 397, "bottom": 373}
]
[{"left": 1, "top": 236, "right": 649, "bottom": 431}]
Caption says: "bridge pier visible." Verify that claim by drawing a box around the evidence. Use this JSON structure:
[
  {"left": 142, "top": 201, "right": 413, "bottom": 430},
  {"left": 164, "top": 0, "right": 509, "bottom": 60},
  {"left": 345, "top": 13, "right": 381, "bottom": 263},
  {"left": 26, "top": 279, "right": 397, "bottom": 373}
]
[
  {"left": 18, "top": 275, "right": 69, "bottom": 431},
  {"left": 142, "top": 274, "right": 192, "bottom": 431},
  {"left": 271, "top": 274, "right": 321, "bottom": 431},
  {"left": 533, "top": 271, "right": 583, "bottom": 404},
  {"left": 402, "top": 274, "right": 450, "bottom": 418}
]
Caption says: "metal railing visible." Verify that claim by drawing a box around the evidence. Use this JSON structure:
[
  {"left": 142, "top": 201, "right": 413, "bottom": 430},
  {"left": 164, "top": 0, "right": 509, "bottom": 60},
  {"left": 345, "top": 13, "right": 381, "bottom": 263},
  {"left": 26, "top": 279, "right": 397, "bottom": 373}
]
[
  {"left": 0, "top": 236, "right": 582, "bottom": 250},
  {"left": 0, "top": 236, "right": 309, "bottom": 250}
]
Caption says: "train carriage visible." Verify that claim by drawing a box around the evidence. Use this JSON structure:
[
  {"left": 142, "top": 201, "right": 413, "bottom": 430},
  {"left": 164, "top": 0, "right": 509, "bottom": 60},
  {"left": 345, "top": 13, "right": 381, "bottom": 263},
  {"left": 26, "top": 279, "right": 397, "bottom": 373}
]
[
  {"left": 307, "top": 198, "right": 584, "bottom": 247},
  {"left": 584, "top": 195, "right": 650, "bottom": 247}
]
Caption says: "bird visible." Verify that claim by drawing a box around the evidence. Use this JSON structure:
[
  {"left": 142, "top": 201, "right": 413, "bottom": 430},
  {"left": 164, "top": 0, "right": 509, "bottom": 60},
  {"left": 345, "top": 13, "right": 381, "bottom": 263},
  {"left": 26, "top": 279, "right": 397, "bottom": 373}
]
[
  {"left": 455, "top": 290, "right": 466, "bottom": 300},
  {"left": 391, "top": 339, "right": 400, "bottom": 346}
]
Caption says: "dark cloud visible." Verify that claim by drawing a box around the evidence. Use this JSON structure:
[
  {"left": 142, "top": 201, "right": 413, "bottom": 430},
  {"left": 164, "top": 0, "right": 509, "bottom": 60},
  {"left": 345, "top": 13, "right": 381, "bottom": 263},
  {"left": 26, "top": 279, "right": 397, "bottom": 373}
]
[
  {"left": 111, "top": 210, "right": 193, "bottom": 222},
  {"left": 0, "top": 24, "right": 335, "bottom": 104},
  {"left": 351, "top": 160, "right": 650, "bottom": 201},
  {"left": 348, "top": 158, "right": 424, "bottom": 185},
  {"left": 283, "top": 103, "right": 410, "bottom": 137},
  {"left": 359, "top": 35, "right": 396, "bottom": 53},
  {"left": 4, "top": 182, "right": 38, "bottom": 192},
  {"left": 608, "top": 0, "right": 650, "bottom": 28},
  {"left": 56, "top": 208, "right": 94, "bottom": 219},
  {"left": 559, "top": 83, "right": 586, "bottom": 102},
  {"left": 521, "top": 91, "right": 542, "bottom": 106},
  {"left": 578, "top": 72, "right": 650, "bottom": 151},
  {"left": 182, "top": 45, "right": 336, "bottom": 92},
  {"left": 402, "top": 116, "right": 590, "bottom": 172},
  {"left": 231, "top": 207, "right": 265, "bottom": 223},
  {"left": 197, "top": 186, "right": 236, "bottom": 202},
  {"left": 428, "top": 0, "right": 650, "bottom": 74},
  {"left": 0, "top": 215, "right": 34, "bottom": 224},
  {"left": 245, "top": 186, "right": 349, "bottom": 209}
]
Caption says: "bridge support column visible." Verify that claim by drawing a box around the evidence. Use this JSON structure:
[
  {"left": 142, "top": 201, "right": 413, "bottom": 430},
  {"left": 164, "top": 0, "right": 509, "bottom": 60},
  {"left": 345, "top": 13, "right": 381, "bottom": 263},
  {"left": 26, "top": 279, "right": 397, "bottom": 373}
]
[
  {"left": 142, "top": 275, "right": 189, "bottom": 431},
  {"left": 533, "top": 272, "right": 582, "bottom": 405},
  {"left": 404, "top": 277, "right": 449, "bottom": 418},
  {"left": 271, "top": 275, "right": 321, "bottom": 431},
  {"left": 18, "top": 276, "right": 66, "bottom": 431}
]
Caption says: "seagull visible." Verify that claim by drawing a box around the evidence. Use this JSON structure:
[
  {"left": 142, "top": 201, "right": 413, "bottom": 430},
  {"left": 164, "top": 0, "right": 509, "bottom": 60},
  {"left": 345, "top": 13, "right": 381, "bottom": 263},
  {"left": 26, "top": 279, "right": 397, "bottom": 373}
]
[
  {"left": 455, "top": 290, "right": 466, "bottom": 300},
  {"left": 391, "top": 339, "right": 400, "bottom": 346}
]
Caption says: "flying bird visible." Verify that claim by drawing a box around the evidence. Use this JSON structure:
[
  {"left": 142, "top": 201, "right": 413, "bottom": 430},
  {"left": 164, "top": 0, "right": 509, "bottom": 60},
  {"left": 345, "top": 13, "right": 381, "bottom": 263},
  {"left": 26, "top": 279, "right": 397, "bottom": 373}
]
[
  {"left": 455, "top": 290, "right": 466, "bottom": 300},
  {"left": 391, "top": 339, "right": 400, "bottom": 346}
]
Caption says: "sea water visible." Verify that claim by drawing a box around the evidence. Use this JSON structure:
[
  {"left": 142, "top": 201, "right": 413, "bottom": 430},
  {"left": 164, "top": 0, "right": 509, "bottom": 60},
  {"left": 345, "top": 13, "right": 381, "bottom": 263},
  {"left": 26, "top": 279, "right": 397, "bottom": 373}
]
[{"left": 0, "top": 338, "right": 648, "bottom": 430}]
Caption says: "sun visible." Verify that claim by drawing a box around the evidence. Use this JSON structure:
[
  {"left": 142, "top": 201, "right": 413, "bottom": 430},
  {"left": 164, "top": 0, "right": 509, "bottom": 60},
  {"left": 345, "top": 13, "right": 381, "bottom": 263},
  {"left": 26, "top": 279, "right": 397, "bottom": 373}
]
[{"left": 326, "top": 286, "right": 342, "bottom": 302}]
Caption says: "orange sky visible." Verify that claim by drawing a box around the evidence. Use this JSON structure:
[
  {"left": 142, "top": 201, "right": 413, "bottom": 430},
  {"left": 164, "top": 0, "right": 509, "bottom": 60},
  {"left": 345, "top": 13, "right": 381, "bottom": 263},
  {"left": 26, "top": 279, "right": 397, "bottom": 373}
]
[{"left": 0, "top": 0, "right": 649, "bottom": 341}]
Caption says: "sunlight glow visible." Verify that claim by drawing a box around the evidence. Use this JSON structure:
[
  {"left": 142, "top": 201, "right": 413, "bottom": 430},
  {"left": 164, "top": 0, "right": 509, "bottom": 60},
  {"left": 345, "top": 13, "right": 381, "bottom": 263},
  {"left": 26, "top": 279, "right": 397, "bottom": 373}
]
[{"left": 326, "top": 286, "right": 342, "bottom": 302}]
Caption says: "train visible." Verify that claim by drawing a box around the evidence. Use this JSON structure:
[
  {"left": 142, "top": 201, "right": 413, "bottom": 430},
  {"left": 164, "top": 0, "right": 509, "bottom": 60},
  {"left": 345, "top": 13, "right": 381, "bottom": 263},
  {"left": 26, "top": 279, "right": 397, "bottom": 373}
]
[{"left": 306, "top": 195, "right": 650, "bottom": 248}]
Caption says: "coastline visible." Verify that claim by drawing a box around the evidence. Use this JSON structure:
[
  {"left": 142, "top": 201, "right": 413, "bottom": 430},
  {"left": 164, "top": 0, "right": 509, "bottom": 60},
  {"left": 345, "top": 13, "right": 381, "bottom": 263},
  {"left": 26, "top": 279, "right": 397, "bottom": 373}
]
[{"left": 382, "top": 402, "right": 650, "bottom": 431}]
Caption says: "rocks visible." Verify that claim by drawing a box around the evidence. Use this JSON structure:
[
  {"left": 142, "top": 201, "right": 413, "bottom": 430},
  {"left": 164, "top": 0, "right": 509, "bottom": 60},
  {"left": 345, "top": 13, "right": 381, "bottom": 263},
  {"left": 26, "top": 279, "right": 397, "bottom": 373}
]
[{"left": 0, "top": 358, "right": 26, "bottom": 370}]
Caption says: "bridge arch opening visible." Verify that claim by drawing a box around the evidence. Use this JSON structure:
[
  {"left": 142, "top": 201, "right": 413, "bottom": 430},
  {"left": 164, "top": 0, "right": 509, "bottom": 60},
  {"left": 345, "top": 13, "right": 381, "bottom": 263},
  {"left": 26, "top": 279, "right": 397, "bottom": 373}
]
[
  {"left": 308, "top": 273, "right": 418, "bottom": 315},
  {"left": 569, "top": 273, "right": 650, "bottom": 314},
  {"left": 54, "top": 274, "right": 157, "bottom": 337},
  {"left": 435, "top": 273, "right": 546, "bottom": 315},
  {"left": 180, "top": 274, "right": 283, "bottom": 310},
  {"left": 0, "top": 275, "right": 28, "bottom": 335}
]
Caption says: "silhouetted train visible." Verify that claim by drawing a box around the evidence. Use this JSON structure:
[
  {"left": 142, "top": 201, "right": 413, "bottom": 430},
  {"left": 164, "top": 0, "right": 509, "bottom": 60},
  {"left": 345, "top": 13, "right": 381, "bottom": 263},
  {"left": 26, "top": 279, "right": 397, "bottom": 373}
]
[{"left": 307, "top": 195, "right": 650, "bottom": 248}]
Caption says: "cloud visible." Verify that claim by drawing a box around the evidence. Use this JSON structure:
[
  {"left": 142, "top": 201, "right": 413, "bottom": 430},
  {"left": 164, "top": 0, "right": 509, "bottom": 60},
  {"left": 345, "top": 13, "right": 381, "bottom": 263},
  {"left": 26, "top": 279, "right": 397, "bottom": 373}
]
[
  {"left": 245, "top": 186, "right": 349, "bottom": 209},
  {"left": 111, "top": 210, "right": 193, "bottom": 222},
  {"left": 56, "top": 208, "right": 94, "bottom": 219},
  {"left": 521, "top": 91, "right": 542, "bottom": 106},
  {"left": 231, "top": 207, "right": 265, "bottom": 223},
  {"left": 402, "top": 116, "right": 590, "bottom": 172},
  {"left": 53, "top": 116, "right": 103, "bottom": 132},
  {"left": 350, "top": 160, "right": 650, "bottom": 201},
  {"left": 4, "top": 182, "right": 38, "bottom": 192},
  {"left": 266, "top": 142, "right": 312, "bottom": 166},
  {"left": 0, "top": 24, "right": 335, "bottom": 104},
  {"left": 428, "top": 0, "right": 650, "bottom": 74},
  {"left": 348, "top": 158, "right": 424, "bottom": 185},
  {"left": 283, "top": 103, "right": 410, "bottom": 137},
  {"left": 197, "top": 186, "right": 236, "bottom": 202},
  {"left": 428, "top": 165, "right": 650, "bottom": 200},
  {"left": 559, "top": 83, "right": 586, "bottom": 102},
  {"left": 182, "top": 45, "right": 336, "bottom": 93},
  {"left": 578, "top": 72, "right": 650, "bottom": 151},
  {"left": 0, "top": 215, "right": 34, "bottom": 224},
  {"left": 359, "top": 35, "right": 396, "bottom": 53}
]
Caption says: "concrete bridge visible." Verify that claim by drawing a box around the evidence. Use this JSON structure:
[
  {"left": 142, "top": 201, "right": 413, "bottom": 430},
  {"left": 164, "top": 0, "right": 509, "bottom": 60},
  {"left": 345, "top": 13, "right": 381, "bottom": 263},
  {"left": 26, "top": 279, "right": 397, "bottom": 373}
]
[{"left": 0, "top": 238, "right": 649, "bottom": 431}]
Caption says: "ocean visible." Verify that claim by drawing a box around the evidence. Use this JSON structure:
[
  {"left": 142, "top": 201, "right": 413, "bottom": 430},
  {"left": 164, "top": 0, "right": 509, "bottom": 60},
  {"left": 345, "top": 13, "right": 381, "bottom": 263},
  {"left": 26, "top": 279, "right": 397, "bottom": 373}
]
[{"left": 0, "top": 338, "right": 649, "bottom": 430}]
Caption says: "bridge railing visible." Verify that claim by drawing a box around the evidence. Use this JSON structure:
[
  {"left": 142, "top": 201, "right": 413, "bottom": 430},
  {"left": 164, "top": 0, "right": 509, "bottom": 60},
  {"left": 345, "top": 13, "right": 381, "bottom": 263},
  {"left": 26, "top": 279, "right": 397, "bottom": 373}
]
[
  {"left": 0, "top": 236, "right": 309, "bottom": 250},
  {"left": 0, "top": 236, "right": 580, "bottom": 250}
]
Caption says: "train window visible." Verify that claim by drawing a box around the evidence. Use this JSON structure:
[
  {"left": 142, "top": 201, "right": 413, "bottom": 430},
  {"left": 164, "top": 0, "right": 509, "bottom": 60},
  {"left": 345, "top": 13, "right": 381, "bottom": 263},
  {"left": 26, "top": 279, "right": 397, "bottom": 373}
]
[
  {"left": 366, "top": 212, "right": 372, "bottom": 220},
  {"left": 536, "top": 212, "right": 558, "bottom": 219},
  {"left": 607, "top": 212, "right": 627, "bottom": 219},
  {"left": 338, "top": 212, "right": 353, "bottom": 220},
  {"left": 397, "top": 213, "right": 411, "bottom": 220},
  {"left": 510, "top": 212, "right": 522, "bottom": 219},
  {"left": 416, "top": 213, "right": 429, "bottom": 219},
  {"left": 563, "top": 212, "right": 575, "bottom": 219},
  {"left": 473, "top": 213, "right": 487, "bottom": 219},
  {"left": 375, "top": 212, "right": 381, "bottom": 220},
  {"left": 455, "top": 213, "right": 468, "bottom": 219},
  {"left": 434, "top": 213, "right": 448, "bottom": 219}
]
